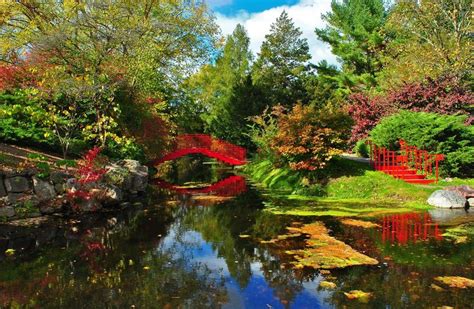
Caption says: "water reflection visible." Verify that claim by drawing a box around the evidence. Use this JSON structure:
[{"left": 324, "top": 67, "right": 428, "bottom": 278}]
[
  {"left": 381, "top": 213, "right": 443, "bottom": 245},
  {"left": 151, "top": 175, "right": 247, "bottom": 197}
]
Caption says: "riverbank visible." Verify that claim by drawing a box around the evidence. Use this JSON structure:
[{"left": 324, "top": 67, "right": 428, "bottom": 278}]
[
  {"left": 244, "top": 157, "right": 474, "bottom": 216},
  {"left": 0, "top": 144, "right": 150, "bottom": 222}
]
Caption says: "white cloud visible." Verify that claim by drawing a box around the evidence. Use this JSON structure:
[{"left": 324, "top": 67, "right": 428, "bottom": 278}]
[{"left": 214, "top": 0, "right": 337, "bottom": 65}]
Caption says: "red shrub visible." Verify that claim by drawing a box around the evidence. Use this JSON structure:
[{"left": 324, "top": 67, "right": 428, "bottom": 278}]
[{"left": 348, "top": 75, "right": 473, "bottom": 142}]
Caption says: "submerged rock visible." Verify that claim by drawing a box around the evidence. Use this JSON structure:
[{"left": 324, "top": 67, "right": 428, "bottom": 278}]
[{"left": 427, "top": 190, "right": 466, "bottom": 209}]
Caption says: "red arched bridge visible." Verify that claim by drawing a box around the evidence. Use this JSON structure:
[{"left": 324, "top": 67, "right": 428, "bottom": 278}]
[
  {"left": 150, "top": 134, "right": 247, "bottom": 166},
  {"left": 151, "top": 175, "right": 247, "bottom": 197}
]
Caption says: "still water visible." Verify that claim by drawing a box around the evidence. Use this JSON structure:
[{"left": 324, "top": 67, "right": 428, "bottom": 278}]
[{"left": 0, "top": 159, "right": 473, "bottom": 308}]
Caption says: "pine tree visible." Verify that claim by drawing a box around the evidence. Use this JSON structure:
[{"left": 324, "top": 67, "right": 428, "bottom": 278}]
[
  {"left": 252, "top": 11, "right": 311, "bottom": 107},
  {"left": 315, "top": 0, "right": 389, "bottom": 90}
]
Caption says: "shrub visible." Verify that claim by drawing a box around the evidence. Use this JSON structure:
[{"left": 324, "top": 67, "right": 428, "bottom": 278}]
[
  {"left": 370, "top": 111, "right": 474, "bottom": 177},
  {"left": 352, "top": 139, "right": 369, "bottom": 158},
  {"left": 270, "top": 104, "right": 351, "bottom": 171},
  {"left": 0, "top": 90, "right": 55, "bottom": 146},
  {"left": 349, "top": 75, "right": 474, "bottom": 142}
]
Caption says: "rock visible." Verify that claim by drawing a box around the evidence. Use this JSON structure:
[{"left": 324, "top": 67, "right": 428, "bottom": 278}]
[
  {"left": 4, "top": 176, "right": 31, "bottom": 193},
  {"left": 118, "top": 160, "right": 148, "bottom": 192},
  {"left": 65, "top": 178, "right": 79, "bottom": 191},
  {"left": 468, "top": 198, "right": 474, "bottom": 208},
  {"left": 0, "top": 237, "right": 8, "bottom": 253},
  {"left": 101, "top": 185, "right": 123, "bottom": 205},
  {"left": 0, "top": 177, "right": 6, "bottom": 197},
  {"left": 104, "top": 165, "right": 133, "bottom": 191},
  {"left": 39, "top": 200, "right": 63, "bottom": 214},
  {"left": 54, "top": 183, "right": 66, "bottom": 194},
  {"left": 445, "top": 185, "right": 474, "bottom": 199},
  {"left": 50, "top": 171, "right": 71, "bottom": 185},
  {"left": 7, "top": 193, "right": 29, "bottom": 205},
  {"left": 427, "top": 190, "right": 467, "bottom": 209},
  {"left": 77, "top": 199, "right": 102, "bottom": 212},
  {"left": 0, "top": 206, "right": 15, "bottom": 218},
  {"left": 33, "top": 176, "right": 56, "bottom": 202}
]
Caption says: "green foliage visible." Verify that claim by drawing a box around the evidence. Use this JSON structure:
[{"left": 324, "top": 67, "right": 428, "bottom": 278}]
[
  {"left": 102, "top": 138, "right": 145, "bottom": 162},
  {"left": 252, "top": 11, "right": 311, "bottom": 107},
  {"left": 315, "top": 0, "right": 389, "bottom": 90},
  {"left": 352, "top": 140, "right": 369, "bottom": 158},
  {"left": 26, "top": 153, "right": 51, "bottom": 179},
  {"left": 370, "top": 111, "right": 474, "bottom": 177},
  {"left": 0, "top": 90, "right": 54, "bottom": 146},
  {"left": 381, "top": 0, "right": 472, "bottom": 86}
]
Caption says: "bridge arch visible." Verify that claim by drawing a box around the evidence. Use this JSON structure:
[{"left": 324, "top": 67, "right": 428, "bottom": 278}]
[{"left": 149, "top": 134, "right": 247, "bottom": 166}]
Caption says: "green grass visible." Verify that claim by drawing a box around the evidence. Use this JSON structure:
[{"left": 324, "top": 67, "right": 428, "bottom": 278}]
[{"left": 244, "top": 156, "right": 473, "bottom": 212}]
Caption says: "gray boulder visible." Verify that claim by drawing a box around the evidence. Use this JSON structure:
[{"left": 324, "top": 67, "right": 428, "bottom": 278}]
[
  {"left": 0, "top": 206, "right": 15, "bottom": 218},
  {"left": 5, "top": 176, "right": 31, "bottom": 193},
  {"left": 427, "top": 190, "right": 467, "bottom": 208},
  {"left": 117, "top": 160, "right": 148, "bottom": 192},
  {"left": 33, "top": 176, "right": 56, "bottom": 202}
]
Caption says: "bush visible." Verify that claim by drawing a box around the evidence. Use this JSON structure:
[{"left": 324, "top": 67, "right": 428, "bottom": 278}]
[
  {"left": 270, "top": 104, "right": 351, "bottom": 171},
  {"left": 348, "top": 75, "right": 474, "bottom": 142},
  {"left": 352, "top": 139, "right": 369, "bottom": 158},
  {"left": 0, "top": 90, "right": 55, "bottom": 146},
  {"left": 370, "top": 111, "right": 474, "bottom": 177}
]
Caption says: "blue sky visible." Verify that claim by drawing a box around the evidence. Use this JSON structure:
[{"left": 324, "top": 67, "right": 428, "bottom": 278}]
[
  {"left": 208, "top": 0, "right": 337, "bottom": 65},
  {"left": 209, "top": 0, "right": 299, "bottom": 15}
]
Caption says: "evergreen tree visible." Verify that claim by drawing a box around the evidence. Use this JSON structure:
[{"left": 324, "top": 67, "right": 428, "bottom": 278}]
[
  {"left": 315, "top": 0, "right": 389, "bottom": 90},
  {"left": 187, "top": 24, "right": 262, "bottom": 147},
  {"left": 252, "top": 11, "right": 311, "bottom": 107}
]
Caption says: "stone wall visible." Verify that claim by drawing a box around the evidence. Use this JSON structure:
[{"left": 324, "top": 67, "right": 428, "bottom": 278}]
[{"left": 0, "top": 160, "right": 148, "bottom": 221}]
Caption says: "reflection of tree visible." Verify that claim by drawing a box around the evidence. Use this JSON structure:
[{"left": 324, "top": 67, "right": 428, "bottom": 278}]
[
  {"left": 182, "top": 190, "right": 263, "bottom": 288},
  {"left": 182, "top": 188, "right": 317, "bottom": 306},
  {"left": 0, "top": 205, "right": 229, "bottom": 308}
]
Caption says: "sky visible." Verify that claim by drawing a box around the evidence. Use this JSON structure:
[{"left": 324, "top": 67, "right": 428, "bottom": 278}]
[{"left": 208, "top": 0, "right": 338, "bottom": 65}]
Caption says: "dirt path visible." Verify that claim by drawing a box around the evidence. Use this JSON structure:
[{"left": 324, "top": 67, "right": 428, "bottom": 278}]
[{"left": 0, "top": 143, "right": 63, "bottom": 169}]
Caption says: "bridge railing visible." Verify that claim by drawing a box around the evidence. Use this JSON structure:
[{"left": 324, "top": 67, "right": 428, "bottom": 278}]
[
  {"left": 367, "top": 140, "right": 444, "bottom": 183},
  {"left": 175, "top": 134, "right": 246, "bottom": 162}
]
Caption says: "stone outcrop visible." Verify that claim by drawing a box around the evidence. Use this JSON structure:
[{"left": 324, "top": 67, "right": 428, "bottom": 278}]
[
  {"left": 427, "top": 190, "right": 467, "bottom": 209},
  {"left": 0, "top": 160, "right": 149, "bottom": 220}
]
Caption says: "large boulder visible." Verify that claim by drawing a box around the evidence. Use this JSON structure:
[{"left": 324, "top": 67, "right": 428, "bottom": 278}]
[
  {"left": 108, "top": 160, "right": 148, "bottom": 192},
  {"left": 5, "top": 176, "right": 31, "bottom": 193},
  {"left": 427, "top": 190, "right": 467, "bottom": 209},
  {"left": 33, "top": 176, "right": 56, "bottom": 202}
]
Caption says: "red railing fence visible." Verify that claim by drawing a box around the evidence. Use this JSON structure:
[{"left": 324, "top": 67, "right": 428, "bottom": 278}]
[{"left": 367, "top": 140, "right": 444, "bottom": 184}]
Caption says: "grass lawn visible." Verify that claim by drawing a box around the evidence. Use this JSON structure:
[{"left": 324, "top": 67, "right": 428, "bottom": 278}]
[{"left": 244, "top": 156, "right": 473, "bottom": 212}]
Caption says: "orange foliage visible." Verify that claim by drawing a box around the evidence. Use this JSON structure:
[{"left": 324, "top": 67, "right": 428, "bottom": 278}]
[{"left": 270, "top": 104, "right": 351, "bottom": 171}]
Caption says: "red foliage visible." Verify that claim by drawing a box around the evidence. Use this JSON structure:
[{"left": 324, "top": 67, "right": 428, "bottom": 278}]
[
  {"left": 348, "top": 93, "right": 394, "bottom": 143},
  {"left": 67, "top": 147, "right": 107, "bottom": 210},
  {"left": 348, "top": 75, "right": 474, "bottom": 142},
  {"left": 77, "top": 147, "right": 107, "bottom": 185}
]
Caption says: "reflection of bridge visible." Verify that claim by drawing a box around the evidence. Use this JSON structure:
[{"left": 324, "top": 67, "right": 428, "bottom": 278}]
[
  {"left": 381, "top": 213, "right": 442, "bottom": 245},
  {"left": 151, "top": 175, "right": 247, "bottom": 197},
  {"left": 150, "top": 134, "right": 247, "bottom": 166}
]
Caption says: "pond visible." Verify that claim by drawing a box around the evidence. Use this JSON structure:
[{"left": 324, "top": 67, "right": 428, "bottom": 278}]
[{"left": 1, "top": 158, "right": 473, "bottom": 308}]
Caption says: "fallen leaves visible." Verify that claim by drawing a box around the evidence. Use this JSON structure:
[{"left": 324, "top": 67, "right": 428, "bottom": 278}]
[
  {"left": 344, "top": 290, "right": 373, "bottom": 302},
  {"left": 434, "top": 276, "right": 474, "bottom": 289},
  {"left": 319, "top": 281, "right": 336, "bottom": 289},
  {"left": 283, "top": 222, "right": 378, "bottom": 269},
  {"left": 340, "top": 218, "right": 380, "bottom": 228}
]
